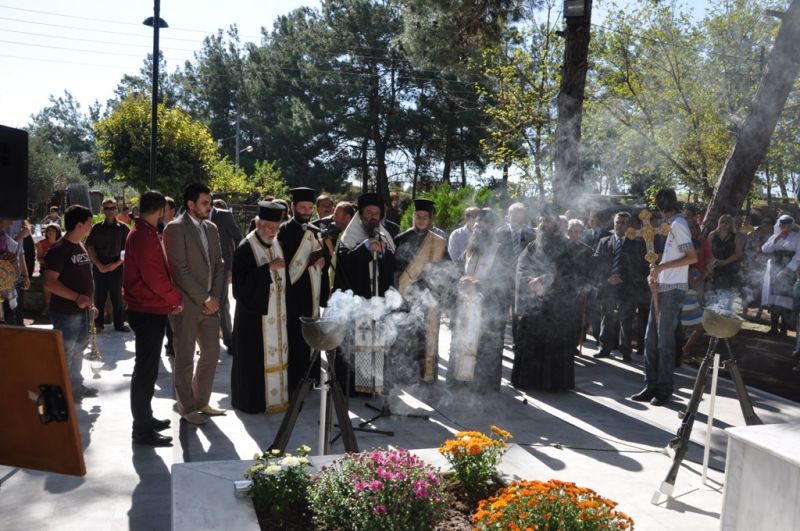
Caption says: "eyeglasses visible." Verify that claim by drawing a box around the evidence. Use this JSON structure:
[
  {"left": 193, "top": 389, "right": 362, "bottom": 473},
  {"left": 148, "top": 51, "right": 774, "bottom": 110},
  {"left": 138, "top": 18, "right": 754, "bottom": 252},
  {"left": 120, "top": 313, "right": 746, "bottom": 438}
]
[{"left": 104, "top": 206, "right": 118, "bottom": 211}]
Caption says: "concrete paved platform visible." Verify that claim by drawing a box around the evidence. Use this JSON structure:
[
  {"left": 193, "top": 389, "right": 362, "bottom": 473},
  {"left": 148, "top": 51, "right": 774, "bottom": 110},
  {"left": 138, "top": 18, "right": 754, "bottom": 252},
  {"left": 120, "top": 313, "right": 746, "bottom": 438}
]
[{"left": 2, "top": 312, "right": 799, "bottom": 530}]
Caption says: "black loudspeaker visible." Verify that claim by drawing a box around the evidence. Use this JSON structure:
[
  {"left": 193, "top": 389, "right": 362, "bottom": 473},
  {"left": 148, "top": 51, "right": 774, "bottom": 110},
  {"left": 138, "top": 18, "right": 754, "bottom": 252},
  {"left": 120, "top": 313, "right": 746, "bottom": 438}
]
[{"left": 0, "top": 125, "right": 29, "bottom": 219}]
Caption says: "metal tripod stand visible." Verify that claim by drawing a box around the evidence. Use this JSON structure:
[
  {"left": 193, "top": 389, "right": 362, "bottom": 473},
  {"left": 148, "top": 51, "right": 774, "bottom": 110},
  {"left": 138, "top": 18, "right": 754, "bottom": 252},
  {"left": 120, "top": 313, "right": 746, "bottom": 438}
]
[
  {"left": 654, "top": 336, "right": 762, "bottom": 499},
  {"left": 270, "top": 348, "right": 360, "bottom": 454}
]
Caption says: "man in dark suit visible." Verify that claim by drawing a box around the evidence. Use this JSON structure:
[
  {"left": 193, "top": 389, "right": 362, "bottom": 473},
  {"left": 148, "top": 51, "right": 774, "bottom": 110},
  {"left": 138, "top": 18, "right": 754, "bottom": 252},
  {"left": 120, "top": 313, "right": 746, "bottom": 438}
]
[
  {"left": 210, "top": 199, "right": 243, "bottom": 352},
  {"left": 163, "top": 183, "right": 226, "bottom": 425},
  {"left": 496, "top": 202, "right": 536, "bottom": 262},
  {"left": 592, "top": 211, "right": 643, "bottom": 361}
]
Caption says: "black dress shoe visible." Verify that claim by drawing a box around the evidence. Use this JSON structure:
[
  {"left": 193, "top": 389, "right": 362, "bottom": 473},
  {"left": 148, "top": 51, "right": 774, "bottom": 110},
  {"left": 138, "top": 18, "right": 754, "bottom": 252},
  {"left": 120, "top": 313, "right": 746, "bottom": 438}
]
[
  {"left": 593, "top": 349, "right": 611, "bottom": 359},
  {"left": 650, "top": 395, "right": 670, "bottom": 407},
  {"left": 115, "top": 325, "right": 132, "bottom": 332},
  {"left": 151, "top": 418, "right": 171, "bottom": 431},
  {"left": 133, "top": 430, "right": 173, "bottom": 447},
  {"left": 631, "top": 388, "right": 657, "bottom": 402}
]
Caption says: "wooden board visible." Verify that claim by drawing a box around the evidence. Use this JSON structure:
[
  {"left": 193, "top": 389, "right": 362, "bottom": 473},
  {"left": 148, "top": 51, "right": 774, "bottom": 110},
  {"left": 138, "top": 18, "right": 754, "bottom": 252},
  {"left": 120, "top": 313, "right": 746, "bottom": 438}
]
[{"left": 0, "top": 325, "right": 85, "bottom": 476}]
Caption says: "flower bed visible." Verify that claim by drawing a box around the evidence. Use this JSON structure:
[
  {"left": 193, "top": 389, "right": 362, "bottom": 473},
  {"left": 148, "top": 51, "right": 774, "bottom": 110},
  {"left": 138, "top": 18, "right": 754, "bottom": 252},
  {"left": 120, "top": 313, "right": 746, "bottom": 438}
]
[{"left": 245, "top": 428, "right": 634, "bottom": 530}]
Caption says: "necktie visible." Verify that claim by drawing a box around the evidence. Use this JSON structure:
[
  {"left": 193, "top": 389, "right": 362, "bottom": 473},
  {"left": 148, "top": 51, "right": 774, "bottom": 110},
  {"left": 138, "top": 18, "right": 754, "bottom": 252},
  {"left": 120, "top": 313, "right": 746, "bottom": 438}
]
[
  {"left": 611, "top": 237, "right": 623, "bottom": 276},
  {"left": 197, "top": 224, "right": 211, "bottom": 291},
  {"left": 513, "top": 231, "right": 521, "bottom": 254}
]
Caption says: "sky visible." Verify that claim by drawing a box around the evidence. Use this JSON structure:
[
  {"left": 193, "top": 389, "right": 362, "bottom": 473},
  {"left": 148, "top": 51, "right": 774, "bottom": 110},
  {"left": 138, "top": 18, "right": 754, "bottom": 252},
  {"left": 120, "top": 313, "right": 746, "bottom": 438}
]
[
  {"left": 0, "top": 0, "right": 320, "bottom": 129},
  {"left": 0, "top": 0, "right": 711, "bottom": 131}
]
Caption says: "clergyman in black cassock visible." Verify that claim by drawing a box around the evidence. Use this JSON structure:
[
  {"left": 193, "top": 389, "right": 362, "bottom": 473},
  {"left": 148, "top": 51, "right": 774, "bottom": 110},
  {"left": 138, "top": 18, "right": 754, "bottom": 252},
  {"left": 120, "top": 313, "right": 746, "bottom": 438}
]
[
  {"left": 512, "top": 211, "right": 586, "bottom": 392},
  {"left": 278, "top": 187, "right": 327, "bottom": 393},
  {"left": 333, "top": 193, "right": 396, "bottom": 394},
  {"left": 391, "top": 199, "right": 451, "bottom": 384},
  {"left": 447, "top": 209, "right": 513, "bottom": 393},
  {"left": 230, "top": 201, "right": 291, "bottom": 414}
]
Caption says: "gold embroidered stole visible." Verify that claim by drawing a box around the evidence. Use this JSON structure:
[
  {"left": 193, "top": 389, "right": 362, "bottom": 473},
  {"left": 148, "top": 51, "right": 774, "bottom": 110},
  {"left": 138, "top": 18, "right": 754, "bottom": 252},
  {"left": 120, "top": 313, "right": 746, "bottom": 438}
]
[
  {"left": 246, "top": 232, "right": 289, "bottom": 413},
  {"left": 288, "top": 230, "right": 322, "bottom": 318},
  {"left": 452, "top": 243, "right": 499, "bottom": 382},
  {"left": 398, "top": 232, "right": 446, "bottom": 382}
]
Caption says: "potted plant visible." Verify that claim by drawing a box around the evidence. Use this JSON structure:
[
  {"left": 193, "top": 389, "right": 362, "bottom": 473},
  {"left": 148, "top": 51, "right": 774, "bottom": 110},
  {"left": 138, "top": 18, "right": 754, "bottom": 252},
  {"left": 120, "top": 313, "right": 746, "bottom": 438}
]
[
  {"left": 307, "top": 448, "right": 449, "bottom": 530},
  {"left": 244, "top": 445, "right": 313, "bottom": 529}
]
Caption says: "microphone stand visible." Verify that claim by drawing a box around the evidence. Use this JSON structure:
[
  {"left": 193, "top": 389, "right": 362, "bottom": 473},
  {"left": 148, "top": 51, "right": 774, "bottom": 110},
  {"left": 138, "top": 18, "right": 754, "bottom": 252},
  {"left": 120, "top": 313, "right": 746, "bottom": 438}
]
[{"left": 362, "top": 229, "right": 428, "bottom": 428}]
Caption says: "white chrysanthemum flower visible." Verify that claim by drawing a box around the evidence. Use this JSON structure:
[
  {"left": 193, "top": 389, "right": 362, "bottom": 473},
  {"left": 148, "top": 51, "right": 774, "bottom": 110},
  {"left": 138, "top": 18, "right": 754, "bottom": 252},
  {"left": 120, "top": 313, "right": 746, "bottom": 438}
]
[{"left": 281, "top": 456, "right": 300, "bottom": 467}]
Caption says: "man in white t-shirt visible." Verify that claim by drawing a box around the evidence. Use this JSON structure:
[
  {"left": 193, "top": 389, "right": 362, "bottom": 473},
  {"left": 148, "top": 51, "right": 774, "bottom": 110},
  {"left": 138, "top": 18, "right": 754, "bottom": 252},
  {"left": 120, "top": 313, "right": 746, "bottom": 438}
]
[{"left": 630, "top": 189, "right": 697, "bottom": 406}]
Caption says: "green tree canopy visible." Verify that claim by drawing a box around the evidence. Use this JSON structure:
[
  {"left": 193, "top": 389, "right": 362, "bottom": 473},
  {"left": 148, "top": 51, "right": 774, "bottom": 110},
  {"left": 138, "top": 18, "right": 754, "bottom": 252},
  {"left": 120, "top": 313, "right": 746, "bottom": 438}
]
[{"left": 94, "top": 94, "right": 219, "bottom": 194}]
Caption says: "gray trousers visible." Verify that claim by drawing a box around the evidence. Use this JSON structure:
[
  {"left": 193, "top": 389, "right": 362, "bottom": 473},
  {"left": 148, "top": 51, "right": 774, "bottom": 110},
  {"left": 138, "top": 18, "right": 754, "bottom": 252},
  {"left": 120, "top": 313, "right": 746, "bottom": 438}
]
[{"left": 169, "top": 310, "right": 220, "bottom": 414}]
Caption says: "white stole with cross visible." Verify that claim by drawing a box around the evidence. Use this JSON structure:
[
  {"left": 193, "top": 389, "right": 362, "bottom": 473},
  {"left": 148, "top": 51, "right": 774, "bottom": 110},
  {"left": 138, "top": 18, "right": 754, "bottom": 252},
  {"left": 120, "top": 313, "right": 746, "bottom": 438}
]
[
  {"left": 288, "top": 229, "right": 322, "bottom": 318},
  {"left": 246, "top": 231, "right": 289, "bottom": 414},
  {"left": 451, "top": 242, "right": 499, "bottom": 382}
]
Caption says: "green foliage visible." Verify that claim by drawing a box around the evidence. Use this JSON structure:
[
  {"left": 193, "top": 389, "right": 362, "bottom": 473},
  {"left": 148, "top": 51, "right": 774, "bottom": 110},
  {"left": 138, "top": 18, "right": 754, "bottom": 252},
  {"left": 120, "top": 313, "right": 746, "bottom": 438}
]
[
  {"left": 27, "top": 133, "right": 85, "bottom": 205},
  {"left": 94, "top": 94, "right": 219, "bottom": 195},
  {"left": 400, "top": 183, "right": 495, "bottom": 232},
  {"left": 210, "top": 157, "right": 290, "bottom": 200},
  {"left": 475, "top": 9, "right": 562, "bottom": 199}
]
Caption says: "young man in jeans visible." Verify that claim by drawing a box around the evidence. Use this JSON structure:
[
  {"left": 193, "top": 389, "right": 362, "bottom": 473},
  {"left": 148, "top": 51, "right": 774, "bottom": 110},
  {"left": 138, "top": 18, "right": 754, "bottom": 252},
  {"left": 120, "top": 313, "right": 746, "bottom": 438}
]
[
  {"left": 631, "top": 189, "right": 697, "bottom": 406},
  {"left": 123, "top": 191, "right": 183, "bottom": 446},
  {"left": 43, "top": 205, "right": 96, "bottom": 400}
]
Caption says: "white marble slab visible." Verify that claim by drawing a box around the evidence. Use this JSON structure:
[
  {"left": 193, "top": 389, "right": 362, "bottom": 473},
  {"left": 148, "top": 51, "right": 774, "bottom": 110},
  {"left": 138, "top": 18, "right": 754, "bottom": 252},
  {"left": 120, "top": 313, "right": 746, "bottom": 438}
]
[
  {"left": 721, "top": 423, "right": 800, "bottom": 531},
  {"left": 172, "top": 444, "right": 534, "bottom": 531}
]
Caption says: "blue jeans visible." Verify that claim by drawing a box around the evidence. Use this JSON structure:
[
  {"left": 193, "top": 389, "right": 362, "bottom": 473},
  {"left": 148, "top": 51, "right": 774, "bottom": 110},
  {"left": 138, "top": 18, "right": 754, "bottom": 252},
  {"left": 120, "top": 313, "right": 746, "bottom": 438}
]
[
  {"left": 644, "top": 289, "right": 685, "bottom": 397},
  {"left": 51, "top": 311, "right": 89, "bottom": 390}
]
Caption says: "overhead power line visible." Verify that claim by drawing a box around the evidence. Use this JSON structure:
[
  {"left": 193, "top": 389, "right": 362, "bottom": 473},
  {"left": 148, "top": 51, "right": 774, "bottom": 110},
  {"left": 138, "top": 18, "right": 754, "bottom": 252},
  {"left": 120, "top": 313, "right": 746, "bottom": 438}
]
[
  {"left": 0, "top": 38, "right": 193, "bottom": 60},
  {"left": 0, "top": 4, "right": 264, "bottom": 39},
  {"left": 0, "top": 27, "right": 198, "bottom": 52}
]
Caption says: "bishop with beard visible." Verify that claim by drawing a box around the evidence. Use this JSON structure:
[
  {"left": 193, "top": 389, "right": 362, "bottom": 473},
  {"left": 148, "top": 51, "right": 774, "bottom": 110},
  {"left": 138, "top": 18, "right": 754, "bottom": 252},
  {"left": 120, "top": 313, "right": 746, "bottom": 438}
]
[
  {"left": 333, "top": 192, "right": 396, "bottom": 393},
  {"left": 278, "top": 187, "right": 327, "bottom": 393},
  {"left": 447, "top": 209, "right": 513, "bottom": 393},
  {"left": 392, "top": 199, "right": 451, "bottom": 383},
  {"left": 231, "top": 201, "right": 290, "bottom": 414}
]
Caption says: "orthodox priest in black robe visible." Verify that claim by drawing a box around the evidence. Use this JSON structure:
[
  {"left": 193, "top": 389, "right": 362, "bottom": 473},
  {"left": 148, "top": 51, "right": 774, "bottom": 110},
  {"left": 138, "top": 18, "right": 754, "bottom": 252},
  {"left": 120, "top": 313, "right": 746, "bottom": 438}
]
[
  {"left": 447, "top": 209, "right": 513, "bottom": 393},
  {"left": 333, "top": 192, "right": 396, "bottom": 393},
  {"left": 512, "top": 209, "right": 586, "bottom": 392},
  {"left": 391, "top": 199, "right": 452, "bottom": 385},
  {"left": 278, "top": 187, "right": 328, "bottom": 393},
  {"left": 231, "top": 202, "right": 291, "bottom": 414}
]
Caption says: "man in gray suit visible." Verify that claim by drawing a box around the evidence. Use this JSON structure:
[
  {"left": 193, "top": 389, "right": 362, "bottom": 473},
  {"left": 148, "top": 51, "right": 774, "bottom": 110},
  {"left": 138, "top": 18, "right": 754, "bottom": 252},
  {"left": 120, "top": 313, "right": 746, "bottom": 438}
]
[
  {"left": 164, "top": 183, "right": 226, "bottom": 425},
  {"left": 210, "top": 199, "right": 243, "bottom": 352}
]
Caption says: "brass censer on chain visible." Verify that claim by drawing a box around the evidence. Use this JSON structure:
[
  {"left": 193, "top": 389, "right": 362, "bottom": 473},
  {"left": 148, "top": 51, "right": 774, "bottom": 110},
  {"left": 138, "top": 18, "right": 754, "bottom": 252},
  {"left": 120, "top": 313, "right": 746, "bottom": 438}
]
[
  {"left": 87, "top": 308, "right": 103, "bottom": 378},
  {"left": 626, "top": 209, "right": 671, "bottom": 317}
]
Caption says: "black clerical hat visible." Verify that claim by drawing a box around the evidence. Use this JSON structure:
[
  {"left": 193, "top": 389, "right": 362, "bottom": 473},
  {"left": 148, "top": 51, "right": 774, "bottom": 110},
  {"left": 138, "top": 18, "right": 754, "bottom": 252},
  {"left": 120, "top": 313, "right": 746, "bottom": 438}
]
[
  {"left": 413, "top": 198, "right": 435, "bottom": 214},
  {"left": 357, "top": 192, "right": 385, "bottom": 216},
  {"left": 290, "top": 187, "right": 318, "bottom": 204},
  {"left": 258, "top": 201, "right": 285, "bottom": 222}
]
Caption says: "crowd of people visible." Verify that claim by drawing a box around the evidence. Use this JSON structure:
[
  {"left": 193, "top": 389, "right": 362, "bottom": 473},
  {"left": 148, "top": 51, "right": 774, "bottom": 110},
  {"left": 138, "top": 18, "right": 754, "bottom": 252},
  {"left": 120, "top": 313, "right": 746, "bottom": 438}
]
[{"left": 1, "top": 185, "right": 798, "bottom": 447}]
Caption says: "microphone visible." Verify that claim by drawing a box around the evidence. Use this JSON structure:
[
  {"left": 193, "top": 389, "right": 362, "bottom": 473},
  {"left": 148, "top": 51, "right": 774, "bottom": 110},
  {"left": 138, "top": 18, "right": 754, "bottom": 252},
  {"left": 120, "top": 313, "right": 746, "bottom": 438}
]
[
  {"left": 366, "top": 221, "right": 380, "bottom": 239},
  {"left": 301, "top": 223, "right": 322, "bottom": 233}
]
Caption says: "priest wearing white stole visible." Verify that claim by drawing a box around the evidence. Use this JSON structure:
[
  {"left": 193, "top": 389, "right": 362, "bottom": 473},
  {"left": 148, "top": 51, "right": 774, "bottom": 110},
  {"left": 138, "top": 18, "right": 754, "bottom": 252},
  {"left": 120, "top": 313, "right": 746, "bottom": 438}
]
[
  {"left": 447, "top": 209, "right": 513, "bottom": 393},
  {"left": 333, "top": 192, "right": 396, "bottom": 393},
  {"left": 279, "top": 187, "right": 327, "bottom": 393},
  {"left": 231, "top": 201, "right": 290, "bottom": 414}
]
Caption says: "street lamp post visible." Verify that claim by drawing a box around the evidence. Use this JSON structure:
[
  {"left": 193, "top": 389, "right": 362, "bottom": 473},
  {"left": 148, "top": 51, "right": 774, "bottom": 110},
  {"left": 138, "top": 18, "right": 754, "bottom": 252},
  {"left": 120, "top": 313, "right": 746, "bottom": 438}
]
[{"left": 143, "top": 1, "right": 168, "bottom": 190}]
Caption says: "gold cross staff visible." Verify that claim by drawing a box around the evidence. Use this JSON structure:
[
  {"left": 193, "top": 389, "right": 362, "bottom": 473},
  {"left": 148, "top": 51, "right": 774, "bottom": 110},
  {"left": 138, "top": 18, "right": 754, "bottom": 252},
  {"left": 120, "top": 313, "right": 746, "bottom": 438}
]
[{"left": 626, "top": 209, "right": 671, "bottom": 319}]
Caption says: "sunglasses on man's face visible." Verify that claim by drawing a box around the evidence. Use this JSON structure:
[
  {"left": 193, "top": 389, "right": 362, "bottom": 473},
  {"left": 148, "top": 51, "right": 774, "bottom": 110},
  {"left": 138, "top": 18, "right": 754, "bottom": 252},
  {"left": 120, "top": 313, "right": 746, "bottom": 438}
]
[{"left": 104, "top": 206, "right": 118, "bottom": 211}]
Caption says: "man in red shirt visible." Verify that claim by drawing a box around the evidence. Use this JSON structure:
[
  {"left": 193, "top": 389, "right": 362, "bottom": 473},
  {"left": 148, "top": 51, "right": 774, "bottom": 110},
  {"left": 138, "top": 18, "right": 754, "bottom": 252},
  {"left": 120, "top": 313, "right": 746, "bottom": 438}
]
[{"left": 123, "top": 191, "right": 183, "bottom": 446}]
